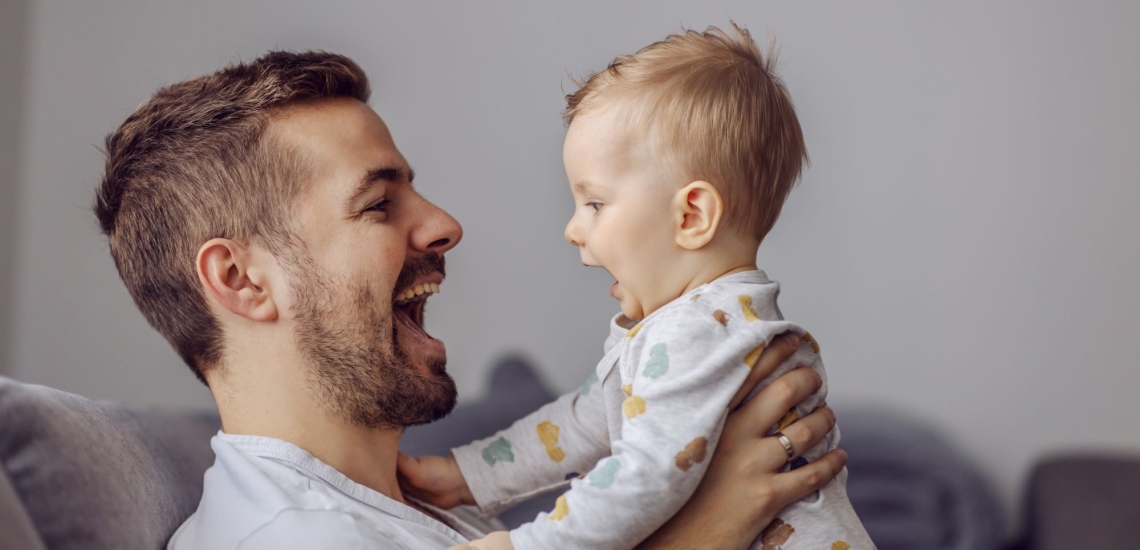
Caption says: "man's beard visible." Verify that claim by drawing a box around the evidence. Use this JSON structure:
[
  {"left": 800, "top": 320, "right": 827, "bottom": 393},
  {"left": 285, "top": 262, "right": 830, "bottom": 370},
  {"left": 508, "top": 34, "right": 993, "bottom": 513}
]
[{"left": 287, "top": 252, "right": 457, "bottom": 430}]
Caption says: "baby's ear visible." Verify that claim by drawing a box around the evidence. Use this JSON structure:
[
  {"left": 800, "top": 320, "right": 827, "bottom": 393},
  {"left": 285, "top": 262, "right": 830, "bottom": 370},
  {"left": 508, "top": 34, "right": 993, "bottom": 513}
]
[{"left": 672, "top": 181, "right": 723, "bottom": 250}]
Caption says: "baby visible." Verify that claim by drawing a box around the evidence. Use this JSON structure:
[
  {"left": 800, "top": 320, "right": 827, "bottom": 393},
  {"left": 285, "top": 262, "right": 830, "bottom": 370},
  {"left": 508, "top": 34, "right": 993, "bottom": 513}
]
[{"left": 401, "top": 24, "right": 873, "bottom": 550}]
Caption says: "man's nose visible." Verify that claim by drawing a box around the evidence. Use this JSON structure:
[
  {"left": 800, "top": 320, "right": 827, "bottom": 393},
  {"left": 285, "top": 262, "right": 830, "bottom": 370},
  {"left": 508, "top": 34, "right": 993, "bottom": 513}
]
[{"left": 412, "top": 197, "right": 463, "bottom": 255}]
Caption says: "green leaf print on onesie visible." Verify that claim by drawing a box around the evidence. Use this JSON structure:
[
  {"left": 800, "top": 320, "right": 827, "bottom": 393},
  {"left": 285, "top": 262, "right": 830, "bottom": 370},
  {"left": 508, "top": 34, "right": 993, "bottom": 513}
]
[
  {"left": 482, "top": 437, "right": 515, "bottom": 466},
  {"left": 587, "top": 458, "right": 621, "bottom": 489},
  {"left": 643, "top": 343, "right": 669, "bottom": 379}
]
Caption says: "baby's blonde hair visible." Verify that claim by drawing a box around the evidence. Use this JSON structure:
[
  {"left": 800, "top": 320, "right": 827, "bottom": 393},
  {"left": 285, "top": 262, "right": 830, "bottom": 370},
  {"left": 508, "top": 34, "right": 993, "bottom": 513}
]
[{"left": 564, "top": 23, "right": 808, "bottom": 242}]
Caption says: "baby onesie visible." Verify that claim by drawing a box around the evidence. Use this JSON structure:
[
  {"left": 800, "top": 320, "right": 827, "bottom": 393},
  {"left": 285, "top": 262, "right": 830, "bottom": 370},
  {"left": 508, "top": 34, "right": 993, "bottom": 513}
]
[{"left": 451, "top": 271, "right": 873, "bottom": 549}]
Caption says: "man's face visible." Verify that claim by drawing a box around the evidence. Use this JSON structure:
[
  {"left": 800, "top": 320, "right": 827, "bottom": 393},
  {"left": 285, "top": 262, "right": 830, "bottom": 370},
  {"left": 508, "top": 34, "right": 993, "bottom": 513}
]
[{"left": 271, "top": 98, "right": 463, "bottom": 429}]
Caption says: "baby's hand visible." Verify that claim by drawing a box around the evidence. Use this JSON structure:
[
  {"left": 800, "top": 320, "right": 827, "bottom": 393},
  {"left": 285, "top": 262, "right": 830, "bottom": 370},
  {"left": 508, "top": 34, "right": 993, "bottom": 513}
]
[
  {"left": 447, "top": 531, "right": 513, "bottom": 550},
  {"left": 397, "top": 452, "right": 475, "bottom": 509}
]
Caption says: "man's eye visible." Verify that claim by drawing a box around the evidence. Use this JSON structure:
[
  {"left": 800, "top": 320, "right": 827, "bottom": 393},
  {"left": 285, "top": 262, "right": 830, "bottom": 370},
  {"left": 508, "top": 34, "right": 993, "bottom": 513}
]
[{"left": 366, "top": 198, "right": 391, "bottom": 213}]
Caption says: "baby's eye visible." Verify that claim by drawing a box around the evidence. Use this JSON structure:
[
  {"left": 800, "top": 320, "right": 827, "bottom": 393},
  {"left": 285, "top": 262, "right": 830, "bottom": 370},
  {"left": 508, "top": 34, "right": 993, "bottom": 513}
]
[{"left": 586, "top": 202, "right": 602, "bottom": 213}]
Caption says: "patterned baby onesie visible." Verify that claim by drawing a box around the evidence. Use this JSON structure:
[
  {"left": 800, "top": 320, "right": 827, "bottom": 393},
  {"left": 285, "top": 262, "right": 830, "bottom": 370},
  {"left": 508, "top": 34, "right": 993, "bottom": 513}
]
[{"left": 451, "top": 271, "right": 873, "bottom": 549}]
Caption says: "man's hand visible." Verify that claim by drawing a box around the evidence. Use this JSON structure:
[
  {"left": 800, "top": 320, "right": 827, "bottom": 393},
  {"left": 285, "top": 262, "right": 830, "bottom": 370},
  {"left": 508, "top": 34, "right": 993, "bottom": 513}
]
[
  {"left": 397, "top": 453, "right": 475, "bottom": 509},
  {"left": 639, "top": 333, "right": 848, "bottom": 550}
]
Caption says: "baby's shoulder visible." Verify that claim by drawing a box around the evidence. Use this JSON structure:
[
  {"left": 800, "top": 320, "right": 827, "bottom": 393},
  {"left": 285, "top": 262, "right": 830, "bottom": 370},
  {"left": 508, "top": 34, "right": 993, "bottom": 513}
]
[
  {"left": 680, "top": 279, "right": 784, "bottom": 325},
  {"left": 626, "top": 285, "right": 791, "bottom": 349}
]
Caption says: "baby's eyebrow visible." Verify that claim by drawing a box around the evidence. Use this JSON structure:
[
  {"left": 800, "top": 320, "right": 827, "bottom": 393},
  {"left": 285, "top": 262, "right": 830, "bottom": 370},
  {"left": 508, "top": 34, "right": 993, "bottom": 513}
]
[{"left": 572, "top": 179, "right": 599, "bottom": 193}]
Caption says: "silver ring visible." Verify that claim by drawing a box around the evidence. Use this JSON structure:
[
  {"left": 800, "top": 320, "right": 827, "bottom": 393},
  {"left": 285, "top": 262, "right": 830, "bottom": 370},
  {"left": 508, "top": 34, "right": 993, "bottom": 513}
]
[{"left": 774, "top": 431, "right": 795, "bottom": 462}]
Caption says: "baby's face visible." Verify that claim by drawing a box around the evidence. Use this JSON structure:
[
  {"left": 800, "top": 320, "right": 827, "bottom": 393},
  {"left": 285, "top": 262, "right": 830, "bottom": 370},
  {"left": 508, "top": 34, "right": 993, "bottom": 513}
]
[{"left": 562, "top": 109, "right": 685, "bottom": 321}]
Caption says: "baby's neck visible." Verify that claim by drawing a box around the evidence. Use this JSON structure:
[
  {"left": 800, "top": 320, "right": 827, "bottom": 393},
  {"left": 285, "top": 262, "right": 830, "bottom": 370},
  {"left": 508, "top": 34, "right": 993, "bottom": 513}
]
[
  {"left": 676, "top": 234, "right": 762, "bottom": 296},
  {"left": 635, "top": 235, "right": 761, "bottom": 320},
  {"left": 680, "top": 261, "right": 759, "bottom": 296}
]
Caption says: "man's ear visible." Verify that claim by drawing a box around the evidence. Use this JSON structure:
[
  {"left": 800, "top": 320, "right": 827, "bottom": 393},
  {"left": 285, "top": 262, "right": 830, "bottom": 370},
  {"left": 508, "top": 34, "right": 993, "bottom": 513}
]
[
  {"left": 672, "top": 181, "right": 724, "bottom": 250},
  {"left": 196, "top": 238, "right": 278, "bottom": 322}
]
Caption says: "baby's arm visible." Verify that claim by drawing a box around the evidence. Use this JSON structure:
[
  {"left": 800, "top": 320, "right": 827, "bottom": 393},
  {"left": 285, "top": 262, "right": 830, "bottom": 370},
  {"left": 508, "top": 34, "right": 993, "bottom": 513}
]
[
  {"left": 447, "top": 372, "right": 612, "bottom": 515},
  {"left": 509, "top": 304, "right": 798, "bottom": 550}
]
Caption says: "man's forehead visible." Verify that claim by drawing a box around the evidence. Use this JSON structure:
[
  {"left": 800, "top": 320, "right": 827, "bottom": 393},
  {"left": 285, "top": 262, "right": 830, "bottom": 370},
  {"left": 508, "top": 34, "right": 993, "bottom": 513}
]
[{"left": 270, "top": 98, "right": 408, "bottom": 198}]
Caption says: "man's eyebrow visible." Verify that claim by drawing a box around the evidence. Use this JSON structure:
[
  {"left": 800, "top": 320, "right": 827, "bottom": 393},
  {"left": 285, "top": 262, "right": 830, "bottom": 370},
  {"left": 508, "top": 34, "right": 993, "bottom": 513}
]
[{"left": 345, "top": 166, "right": 416, "bottom": 210}]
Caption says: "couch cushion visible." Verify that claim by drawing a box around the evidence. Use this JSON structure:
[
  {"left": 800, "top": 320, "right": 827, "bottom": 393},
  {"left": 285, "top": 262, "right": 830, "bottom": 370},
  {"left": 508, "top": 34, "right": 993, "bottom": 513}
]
[
  {"left": 840, "top": 407, "right": 1005, "bottom": 550},
  {"left": 0, "top": 377, "right": 218, "bottom": 550},
  {"left": 0, "top": 465, "right": 46, "bottom": 550},
  {"left": 1021, "top": 454, "right": 1140, "bottom": 550}
]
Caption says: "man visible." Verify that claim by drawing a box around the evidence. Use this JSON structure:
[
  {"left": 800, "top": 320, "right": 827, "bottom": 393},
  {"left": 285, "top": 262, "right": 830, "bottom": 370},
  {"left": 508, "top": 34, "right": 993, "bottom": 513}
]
[{"left": 95, "top": 51, "right": 845, "bottom": 549}]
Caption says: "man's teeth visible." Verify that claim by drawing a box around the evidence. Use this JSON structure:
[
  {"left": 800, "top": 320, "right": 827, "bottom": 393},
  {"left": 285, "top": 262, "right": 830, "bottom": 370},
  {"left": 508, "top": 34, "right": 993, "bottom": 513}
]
[{"left": 395, "top": 283, "right": 441, "bottom": 304}]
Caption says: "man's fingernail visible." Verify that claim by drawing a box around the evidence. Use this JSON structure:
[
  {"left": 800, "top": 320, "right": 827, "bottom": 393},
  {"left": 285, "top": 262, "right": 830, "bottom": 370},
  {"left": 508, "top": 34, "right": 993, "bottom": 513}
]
[
  {"left": 837, "top": 449, "right": 848, "bottom": 462},
  {"left": 784, "top": 333, "right": 800, "bottom": 347}
]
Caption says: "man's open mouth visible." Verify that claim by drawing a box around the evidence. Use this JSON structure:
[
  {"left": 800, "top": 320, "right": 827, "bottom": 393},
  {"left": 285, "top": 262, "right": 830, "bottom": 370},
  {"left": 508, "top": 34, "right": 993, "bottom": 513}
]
[{"left": 393, "top": 282, "right": 441, "bottom": 339}]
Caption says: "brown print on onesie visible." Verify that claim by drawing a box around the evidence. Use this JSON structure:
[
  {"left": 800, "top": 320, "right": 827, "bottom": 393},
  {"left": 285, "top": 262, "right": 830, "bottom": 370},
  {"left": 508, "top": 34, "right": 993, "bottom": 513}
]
[
  {"left": 760, "top": 518, "right": 794, "bottom": 550},
  {"left": 673, "top": 437, "right": 709, "bottom": 471}
]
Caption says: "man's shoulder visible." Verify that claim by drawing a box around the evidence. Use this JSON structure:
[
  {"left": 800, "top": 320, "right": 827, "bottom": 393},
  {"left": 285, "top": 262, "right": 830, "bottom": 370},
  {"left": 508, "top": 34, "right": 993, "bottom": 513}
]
[
  {"left": 167, "top": 436, "right": 345, "bottom": 549},
  {"left": 169, "top": 434, "right": 480, "bottom": 550},
  {"left": 235, "top": 509, "right": 386, "bottom": 549},
  {"left": 171, "top": 507, "right": 381, "bottom": 550}
]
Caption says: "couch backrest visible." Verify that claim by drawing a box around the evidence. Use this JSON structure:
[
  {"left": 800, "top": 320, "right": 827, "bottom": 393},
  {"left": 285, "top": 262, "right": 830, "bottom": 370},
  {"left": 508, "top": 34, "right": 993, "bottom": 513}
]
[{"left": 0, "top": 377, "right": 218, "bottom": 550}]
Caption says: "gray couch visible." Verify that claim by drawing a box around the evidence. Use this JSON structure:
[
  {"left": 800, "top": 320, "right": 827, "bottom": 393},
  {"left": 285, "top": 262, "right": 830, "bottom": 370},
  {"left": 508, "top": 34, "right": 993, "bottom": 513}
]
[
  {"left": 0, "top": 357, "right": 561, "bottom": 550},
  {"left": 2, "top": 358, "right": 1134, "bottom": 549}
]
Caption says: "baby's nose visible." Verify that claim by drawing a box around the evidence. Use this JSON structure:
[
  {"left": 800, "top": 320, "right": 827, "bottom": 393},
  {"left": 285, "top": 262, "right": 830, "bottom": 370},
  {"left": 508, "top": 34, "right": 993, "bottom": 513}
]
[{"left": 564, "top": 219, "right": 583, "bottom": 247}]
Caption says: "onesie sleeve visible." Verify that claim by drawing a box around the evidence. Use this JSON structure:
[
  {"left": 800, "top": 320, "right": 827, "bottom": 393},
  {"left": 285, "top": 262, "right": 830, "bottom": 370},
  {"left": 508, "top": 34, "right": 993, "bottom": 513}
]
[
  {"left": 508, "top": 302, "right": 800, "bottom": 550},
  {"left": 451, "top": 372, "right": 610, "bottom": 516}
]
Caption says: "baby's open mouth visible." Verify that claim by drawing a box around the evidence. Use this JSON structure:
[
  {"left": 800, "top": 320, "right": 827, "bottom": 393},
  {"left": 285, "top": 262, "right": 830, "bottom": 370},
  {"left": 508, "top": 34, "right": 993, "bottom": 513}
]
[{"left": 393, "top": 282, "right": 441, "bottom": 338}]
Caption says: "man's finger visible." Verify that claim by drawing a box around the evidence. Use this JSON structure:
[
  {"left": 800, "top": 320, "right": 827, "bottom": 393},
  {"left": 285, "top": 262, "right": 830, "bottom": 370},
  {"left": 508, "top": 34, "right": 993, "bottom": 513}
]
[
  {"left": 760, "top": 405, "right": 835, "bottom": 470},
  {"left": 729, "top": 333, "right": 801, "bottom": 410},
  {"left": 768, "top": 448, "right": 848, "bottom": 510},
  {"left": 396, "top": 451, "right": 418, "bottom": 472},
  {"left": 731, "top": 367, "right": 822, "bottom": 437}
]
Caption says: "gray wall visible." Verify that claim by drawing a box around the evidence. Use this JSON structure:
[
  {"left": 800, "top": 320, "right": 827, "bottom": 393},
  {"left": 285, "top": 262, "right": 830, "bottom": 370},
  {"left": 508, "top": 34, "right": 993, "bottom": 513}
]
[
  {"left": 5, "top": 0, "right": 1139, "bottom": 533},
  {"left": 0, "top": 0, "right": 30, "bottom": 375}
]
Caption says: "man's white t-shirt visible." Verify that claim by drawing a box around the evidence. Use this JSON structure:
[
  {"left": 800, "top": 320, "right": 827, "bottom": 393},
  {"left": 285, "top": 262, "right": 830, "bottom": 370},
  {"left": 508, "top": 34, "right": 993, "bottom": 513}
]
[{"left": 168, "top": 432, "right": 499, "bottom": 550}]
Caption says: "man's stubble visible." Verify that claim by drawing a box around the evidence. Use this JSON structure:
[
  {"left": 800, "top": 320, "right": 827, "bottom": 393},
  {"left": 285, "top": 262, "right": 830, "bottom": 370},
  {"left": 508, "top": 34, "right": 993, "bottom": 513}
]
[{"left": 286, "top": 250, "right": 457, "bottom": 430}]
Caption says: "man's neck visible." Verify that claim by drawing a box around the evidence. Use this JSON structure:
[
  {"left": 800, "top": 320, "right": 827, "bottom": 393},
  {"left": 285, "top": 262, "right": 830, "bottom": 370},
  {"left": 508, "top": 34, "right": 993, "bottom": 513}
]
[
  {"left": 209, "top": 352, "right": 409, "bottom": 504},
  {"left": 300, "top": 421, "right": 407, "bottom": 502}
]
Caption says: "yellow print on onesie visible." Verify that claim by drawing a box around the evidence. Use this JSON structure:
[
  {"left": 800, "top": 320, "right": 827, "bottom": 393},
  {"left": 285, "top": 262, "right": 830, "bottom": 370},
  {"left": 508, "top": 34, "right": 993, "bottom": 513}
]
[{"left": 535, "top": 421, "right": 566, "bottom": 462}]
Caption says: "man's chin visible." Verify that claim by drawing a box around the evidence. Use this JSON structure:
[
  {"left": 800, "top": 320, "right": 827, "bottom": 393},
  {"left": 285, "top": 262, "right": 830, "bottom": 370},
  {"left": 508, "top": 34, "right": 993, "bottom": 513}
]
[
  {"left": 398, "top": 337, "right": 449, "bottom": 379},
  {"left": 402, "top": 370, "right": 458, "bottom": 427}
]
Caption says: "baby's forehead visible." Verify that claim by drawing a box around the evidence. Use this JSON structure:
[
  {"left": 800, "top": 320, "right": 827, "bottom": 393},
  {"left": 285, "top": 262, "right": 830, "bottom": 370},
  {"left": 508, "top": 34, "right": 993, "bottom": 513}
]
[{"left": 571, "top": 105, "right": 666, "bottom": 160}]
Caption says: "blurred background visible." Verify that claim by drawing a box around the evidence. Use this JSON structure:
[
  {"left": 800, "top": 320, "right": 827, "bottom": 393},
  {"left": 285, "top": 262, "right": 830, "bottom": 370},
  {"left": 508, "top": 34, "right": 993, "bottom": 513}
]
[{"left": 0, "top": 0, "right": 1137, "bottom": 544}]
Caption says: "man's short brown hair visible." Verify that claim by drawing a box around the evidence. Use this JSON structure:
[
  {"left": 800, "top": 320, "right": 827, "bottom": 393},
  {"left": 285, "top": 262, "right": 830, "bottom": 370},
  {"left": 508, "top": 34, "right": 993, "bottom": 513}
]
[
  {"left": 564, "top": 23, "right": 808, "bottom": 242},
  {"left": 94, "top": 51, "right": 370, "bottom": 384}
]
